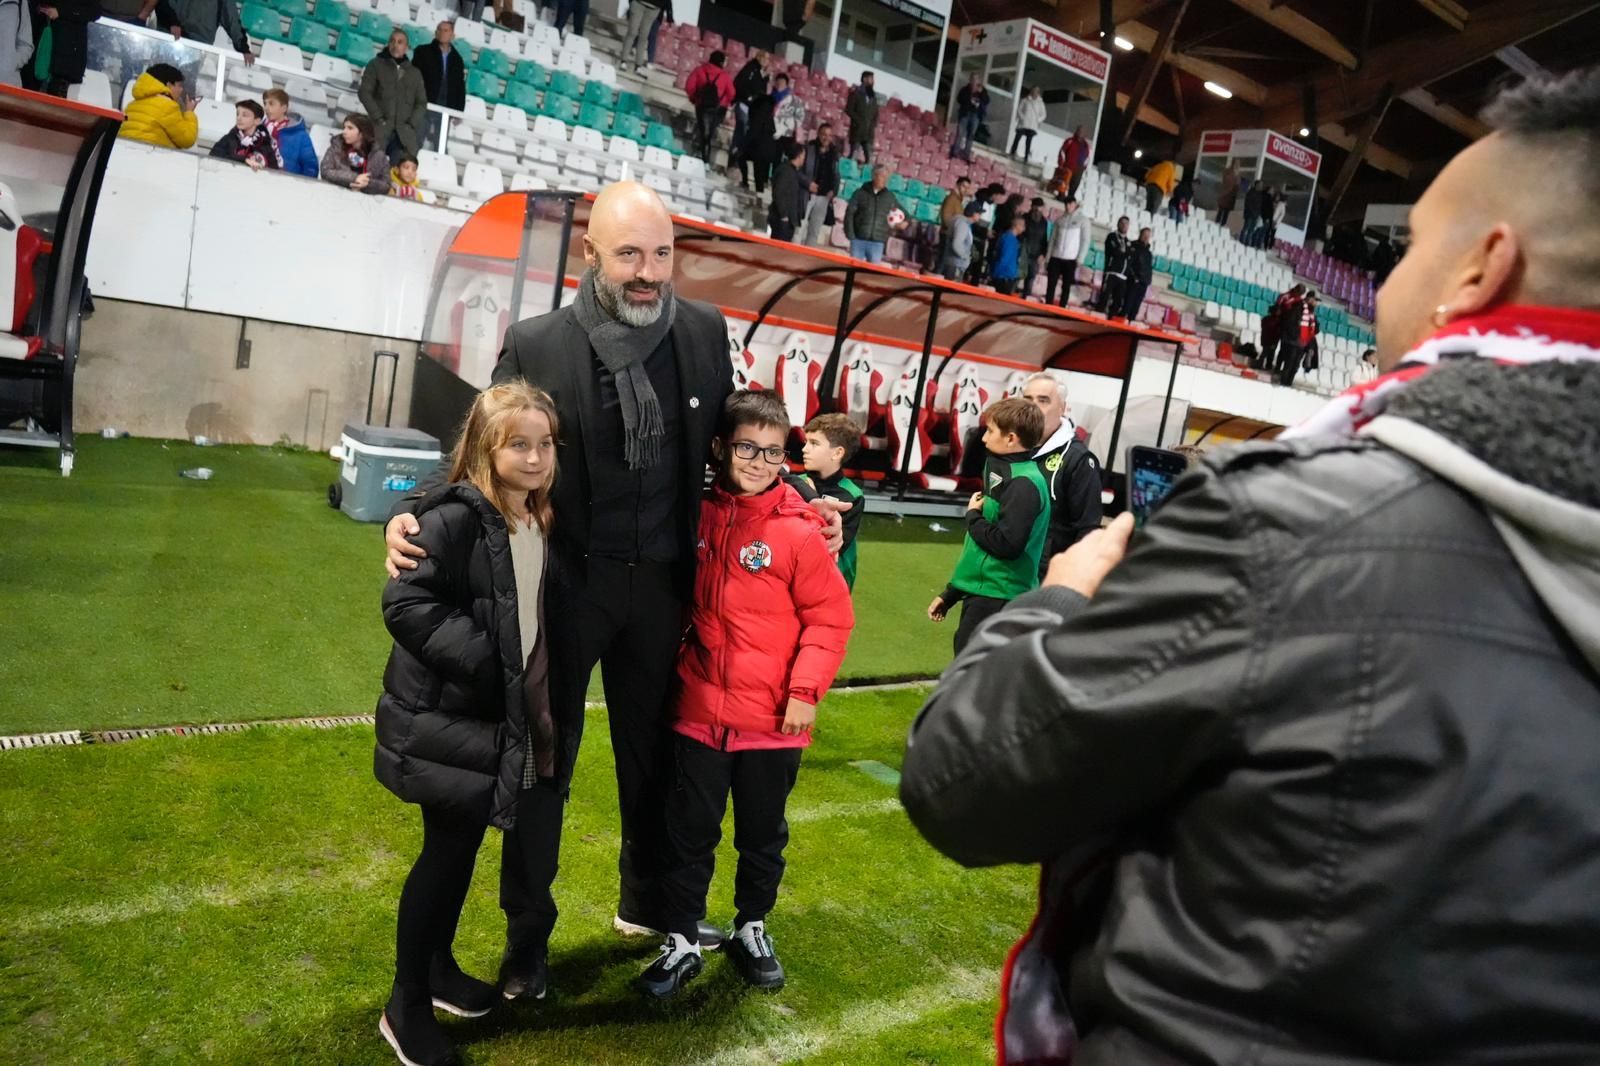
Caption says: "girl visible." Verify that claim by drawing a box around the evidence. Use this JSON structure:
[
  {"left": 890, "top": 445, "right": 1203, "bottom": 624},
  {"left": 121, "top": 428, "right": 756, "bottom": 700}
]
[
  {"left": 374, "top": 381, "right": 559, "bottom": 1066},
  {"left": 322, "top": 113, "right": 391, "bottom": 195}
]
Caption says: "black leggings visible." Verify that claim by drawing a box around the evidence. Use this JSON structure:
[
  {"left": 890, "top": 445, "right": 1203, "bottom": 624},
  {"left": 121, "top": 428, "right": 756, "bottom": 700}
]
[
  {"left": 1010, "top": 128, "right": 1035, "bottom": 159},
  {"left": 395, "top": 805, "right": 487, "bottom": 991}
]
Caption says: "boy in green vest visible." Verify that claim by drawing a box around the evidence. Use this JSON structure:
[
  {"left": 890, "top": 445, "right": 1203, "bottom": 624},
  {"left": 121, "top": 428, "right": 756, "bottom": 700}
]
[
  {"left": 927, "top": 397, "right": 1051, "bottom": 653},
  {"left": 802, "top": 413, "right": 867, "bottom": 590}
]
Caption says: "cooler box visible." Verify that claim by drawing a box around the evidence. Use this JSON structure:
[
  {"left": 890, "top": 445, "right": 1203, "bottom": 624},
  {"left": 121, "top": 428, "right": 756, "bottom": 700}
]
[{"left": 337, "top": 423, "right": 443, "bottom": 523}]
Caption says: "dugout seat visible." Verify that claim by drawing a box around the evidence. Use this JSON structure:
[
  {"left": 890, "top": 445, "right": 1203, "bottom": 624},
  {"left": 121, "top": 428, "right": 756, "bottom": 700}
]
[
  {"left": 836, "top": 343, "right": 887, "bottom": 451},
  {"left": 773, "top": 332, "right": 821, "bottom": 442},
  {"left": 944, "top": 367, "right": 988, "bottom": 478},
  {"left": 885, "top": 363, "right": 935, "bottom": 482},
  {"left": 0, "top": 181, "right": 45, "bottom": 361}
]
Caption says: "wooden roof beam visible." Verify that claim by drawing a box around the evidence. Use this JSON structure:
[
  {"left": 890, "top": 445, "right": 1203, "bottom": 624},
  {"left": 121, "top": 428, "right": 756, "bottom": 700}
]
[
  {"left": 1119, "top": 0, "right": 1192, "bottom": 144},
  {"left": 1221, "top": 0, "right": 1358, "bottom": 69},
  {"left": 1115, "top": 19, "right": 1271, "bottom": 106},
  {"left": 1114, "top": 92, "right": 1181, "bottom": 135},
  {"left": 1399, "top": 88, "right": 1491, "bottom": 141},
  {"left": 1413, "top": 0, "right": 1468, "bottom": 32},
  {"left": 1318, "top": 123, "right": 1412, "bottom": 179}
]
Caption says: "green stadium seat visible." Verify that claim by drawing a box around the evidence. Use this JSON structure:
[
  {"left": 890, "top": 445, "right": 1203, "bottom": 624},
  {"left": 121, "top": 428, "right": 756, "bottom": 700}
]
[
  {"left": 542, "top": 93, "right": 578, "bottom": 123},
  {"left": 512, "top": 60, "right": 546, "bottom": 86},
  {"left": 578, "top": 103, "right": 612, "bottom": 131},
  {"left": 614, "top": 90, "right": 644, "bottom": 116},
  {"left": 645, "top": 121, "right": 678, "bottom": 153},
  {"left": 612, "top": 113, "right": 646, "bottom": 142},
  {"left": 505, "top": 81, "right": 539, "bottom": 113},
  {"left": 242, "top": 4, "right": 285, "bottom": 41},
  {"left": 581, "top": 80, "right": 611, "bottom": 106},
  {"left": 887, "top": 174, "right": 907, "bottom": 193},
  {"left": 353, "top": 11, "right": 390, "bottom": 39},
  {"left": 265, "top": 0, "right": 304, "bottom": 13},
  {"left": 290, "top": 17, "right": 326, "bottom": 52},
  {"left": 311, "top": 0, "right": 348, "bottom": 27},
  {"left": 475, "top": 48, "right": 512, "bottom": 79},
  {"left": 838, "top": 157, "right": 860, "bottom": 182},
  {"left": 1153, "top": 255, "right": 1168, "bottom": 273},
  {"left": 404, "top": 23, "right": 430, "bottom": 49},
  {"left": 338, "top": 32, "right": 376, "bottom": 65},
  {"left": 902, "top": 178, "right": 925, "bottom": 200},
  {"left": 467, "top": 70, "right": 501, "bottom": 101},
  {"left": 549, "top": 70, "right": 581, "bottom": 99}
]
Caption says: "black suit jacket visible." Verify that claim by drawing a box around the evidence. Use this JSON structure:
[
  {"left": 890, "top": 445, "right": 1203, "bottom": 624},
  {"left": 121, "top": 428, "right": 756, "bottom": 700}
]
[
  {"left": 412, "top": 41, "right": 466, "bottom": 111},
  {"left": 490, "top": 298, "right": 734, "bottom": 593}
]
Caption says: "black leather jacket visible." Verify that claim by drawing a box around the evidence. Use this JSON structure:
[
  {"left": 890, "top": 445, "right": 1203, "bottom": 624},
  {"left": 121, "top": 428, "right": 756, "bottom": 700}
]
[{"left": 903, "top": 359, "right": 1600, "bottom": 1064}]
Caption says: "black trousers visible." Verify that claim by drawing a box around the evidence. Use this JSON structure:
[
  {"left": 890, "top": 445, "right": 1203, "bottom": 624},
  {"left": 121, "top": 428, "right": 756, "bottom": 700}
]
[
  {"left": 1023, "top": 255, "right": 1042, "bottom": 299},
  {"left": 1045, "top": 256, "right": 1077, "bottom": 307},
  {"left": 662, "top": 733, "right": 803, "bottom": 940},
  {"left": 770, "top": 217, "right": 796, "bottom": 242},
  {"left": 1276, "top": 341, "right": 1305, "bottom": 386},
  {"left": 500, "top": 558, "right": 683, "bottom": 951},
  {"left": 1010, "top": 128, "right": 1035, "bottom": 159},
  {"left": 993, "top": 277, "right": 1018, "bottom": 296},
  {"left": 1120, "top": 282, "right": 1148, "bottom": 322},
  {"left": 499, "top": 783, "right": 565, "bottom": 959},
  {"left": 953, "top": 594, "right": 1009, "bottom": 654},
  {"left": 396, "top": 806, "right": 487, "bottom": 991},
  {"left": 1145, "top": 182, "right": 1162, "bottom": 213},
  {"left": 1097, "top": 274, "right": 1127, "bottom": 314},
  {"left": 740, "top": 157, "right": 771, "bottom": 192},
  {"left": 694, "top": 107, "right": 723, "bottom": 163}
]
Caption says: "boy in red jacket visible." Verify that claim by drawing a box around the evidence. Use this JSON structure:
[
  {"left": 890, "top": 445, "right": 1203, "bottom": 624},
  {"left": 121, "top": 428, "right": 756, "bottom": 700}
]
[{"left": 636, "top": 391, "right": 855, "bottom": 1000}]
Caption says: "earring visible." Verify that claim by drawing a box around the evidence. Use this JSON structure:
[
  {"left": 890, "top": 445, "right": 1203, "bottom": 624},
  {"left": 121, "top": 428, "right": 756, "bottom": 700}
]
[{"left": 1431, "top": 304, "right": 1452, "bottom": 329}]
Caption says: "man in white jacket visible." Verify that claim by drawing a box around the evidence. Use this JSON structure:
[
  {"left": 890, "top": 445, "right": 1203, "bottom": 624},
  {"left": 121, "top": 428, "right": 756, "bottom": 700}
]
[{"left": 1044, "top": 197, "right": 1089, "bottom": 308}]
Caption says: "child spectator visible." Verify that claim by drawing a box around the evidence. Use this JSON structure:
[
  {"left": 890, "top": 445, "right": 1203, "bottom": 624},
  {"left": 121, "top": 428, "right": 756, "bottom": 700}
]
[
  {"left": 927, "top": 397, "right": 1050, "bottom": 653},
  {"left": 118, "top": 63, "right": 198, "bottom": 150},
  {"left": 801, "top": 412, "right": 865, "bottom": 589},
  {"left": 991, "top": 216, "right": 1027, "bottom": 296},
  {"left": 262, "top": 87, "right": 319, "bottom": 178},
  {"left": 374, "top": 381, "right": 563, "bottom": 1066},
  {"left": 387, "top": 153, "right": 436, "bottom": 203},
  {"left": 321, "top": 114, "right": 391, "bottom": 195},
  {"left": 637, "top": 391, "right": 854, "bottom": 1000},
  {"left": 209, "top": 99, "right": 281, "bottom": 171}
]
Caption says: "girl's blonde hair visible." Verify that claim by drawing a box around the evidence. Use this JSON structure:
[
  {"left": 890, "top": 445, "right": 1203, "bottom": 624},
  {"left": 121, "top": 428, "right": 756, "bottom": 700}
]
[{"left": 447, "top": 380, "right": 560, "bottom": 533}]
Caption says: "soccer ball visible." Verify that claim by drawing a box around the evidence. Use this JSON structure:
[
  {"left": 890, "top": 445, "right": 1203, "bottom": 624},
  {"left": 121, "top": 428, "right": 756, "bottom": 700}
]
[{"left": 887, "top": 208, "right": 907, "bottom": 227}]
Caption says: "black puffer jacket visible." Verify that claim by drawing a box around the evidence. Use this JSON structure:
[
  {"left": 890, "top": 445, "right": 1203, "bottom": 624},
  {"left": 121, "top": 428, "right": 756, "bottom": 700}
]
[
  {"left": 903, "top": 358, "right": 1600, "bottom": 1064},
  {"left": 374, "top": 483, "right": 555, "bottom": 829}
]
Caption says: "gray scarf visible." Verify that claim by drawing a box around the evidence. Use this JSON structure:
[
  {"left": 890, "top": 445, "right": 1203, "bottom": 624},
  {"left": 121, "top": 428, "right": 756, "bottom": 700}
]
[{"left": 571, "top": 268, "right": 676, "bottom": 470}]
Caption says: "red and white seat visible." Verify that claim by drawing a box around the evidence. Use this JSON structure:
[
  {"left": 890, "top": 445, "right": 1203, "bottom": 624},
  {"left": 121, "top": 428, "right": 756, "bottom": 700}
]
[
  {"left": 773, "top": 332, "right": 821, "bottom": 438},
  {"left": 886, "top": 361, "right": 935, "bottom": 481},
  {"left": 836, "top": 342, "right": 887, "bottom": 450},
  {"left": 0, "top": 181, "right": 45, "bottom": 361}
]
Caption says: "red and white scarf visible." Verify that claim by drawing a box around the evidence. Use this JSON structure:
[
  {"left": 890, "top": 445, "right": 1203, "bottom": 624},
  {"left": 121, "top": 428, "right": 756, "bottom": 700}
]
[{"left": 1283, "top": 305, "right": 1600, "bottom": 440}]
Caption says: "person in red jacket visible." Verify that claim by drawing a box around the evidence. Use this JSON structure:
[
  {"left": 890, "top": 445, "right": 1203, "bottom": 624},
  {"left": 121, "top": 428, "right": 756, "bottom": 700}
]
[
  {"left": 637, "top": 390, "right": 854, "bottom": 1000},
  {"left": 684, "top": 50, "right": 736, "bottom": 164}
]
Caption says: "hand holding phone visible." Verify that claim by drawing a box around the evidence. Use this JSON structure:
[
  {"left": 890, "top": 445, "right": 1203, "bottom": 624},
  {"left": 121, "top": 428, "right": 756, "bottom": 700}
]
[{"left": 1126, "top": 445, "right": 1190, "bottom": 528}]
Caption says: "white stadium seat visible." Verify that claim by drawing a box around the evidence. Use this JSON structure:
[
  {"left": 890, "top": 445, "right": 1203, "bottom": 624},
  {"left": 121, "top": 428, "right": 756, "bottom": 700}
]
[
  {"left": 417, "top": 150, "right": 467, "bottom": 196},
  {"left": 461, "top": 161, "right": 507, "bottom": 200}
]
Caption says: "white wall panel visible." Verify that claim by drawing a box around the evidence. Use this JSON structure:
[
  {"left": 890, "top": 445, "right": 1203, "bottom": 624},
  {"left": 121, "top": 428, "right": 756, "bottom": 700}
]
[{"left": 86, "top": 143, "right": 198, "bottom": 308}]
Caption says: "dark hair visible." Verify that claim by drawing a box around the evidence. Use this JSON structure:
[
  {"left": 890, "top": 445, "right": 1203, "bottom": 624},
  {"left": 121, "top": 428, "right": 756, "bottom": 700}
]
[
  {"left": 719, "top": 390, "right": 790, "bottom": 438},
  {"left": 818, "top": 121, "right": 832, "bottom": 133},
  {"left": 147, "top": 62, "right": 184, "bottom": 86},
  {"left": 804, "top": 412, "right": 862, "bottom": 462},
  {"left": 709, "top": 49, "right": 726, "bottom": 66},
  {"left": 1482, "top": 66, "right": 1600, "bottom": 198},
  {"left": 343, "top": 113, "right": 377, "bottom": 154},
  {"left": 774, "top": 72, "right": 788, "bottom": 85},
  {"left": 1031, "top": 197, "right": 1044, "bottom": 207},
  {"left": 1117, "top": 215, "right": 1130, "bottom": 225},
  {"left": 963, "top": 202, "right": 983, "bottom": 216},
  {"left": 235, "top": 98, "right": 264, "bottom": 120},
  {"left": 957, "top": 175, "right": 971, "bottom": 185},
  {"left": 983, "top": 397, "right": 1045, "bottom": 450},
  {"left": 1063, "top": 196, "right": 1078, "bottom": 206},
  {"left": 1139, "top": 227, "right": 1153, "bottom": 238},
  {"left": 392, "top": 151, "right": 416, "bottom": 167}
]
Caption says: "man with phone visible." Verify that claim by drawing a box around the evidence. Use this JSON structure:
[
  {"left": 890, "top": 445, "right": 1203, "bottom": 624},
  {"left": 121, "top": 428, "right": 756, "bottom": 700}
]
[
  {"left": 902, "top": 65, "right": 1600, "bottom": 1064},
  {"left": 1020, "top": 373, "right": 1101, "bottom": 577}
]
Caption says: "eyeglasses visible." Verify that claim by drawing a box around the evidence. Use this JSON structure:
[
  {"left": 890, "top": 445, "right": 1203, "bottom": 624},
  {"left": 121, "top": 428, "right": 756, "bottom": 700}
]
[{"left": 730, "top": 440, "right": 788, "bottom": 465}]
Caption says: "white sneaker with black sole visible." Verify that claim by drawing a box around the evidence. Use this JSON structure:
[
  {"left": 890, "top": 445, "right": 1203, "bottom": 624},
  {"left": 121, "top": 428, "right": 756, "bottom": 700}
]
[{"left": 726, "top": 920, "right": 785, "bottom": 989}]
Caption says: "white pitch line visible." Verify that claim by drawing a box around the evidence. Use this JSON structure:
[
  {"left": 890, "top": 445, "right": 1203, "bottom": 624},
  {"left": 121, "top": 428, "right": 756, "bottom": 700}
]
[
  {"left": 692, "top": 968, "right": 993, "bottom": 1066},
  {"left": 787, "top": 797, "right": 903, "bottom": 824}
]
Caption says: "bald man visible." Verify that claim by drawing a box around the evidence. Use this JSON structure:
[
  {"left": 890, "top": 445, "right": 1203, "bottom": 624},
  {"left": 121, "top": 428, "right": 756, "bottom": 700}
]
[
  {"left": 905, "top": 67, "right": 1600, "bottom": 1061},
  {"left": 385, "top": 183, "right": 840, "bottom": 1004}
]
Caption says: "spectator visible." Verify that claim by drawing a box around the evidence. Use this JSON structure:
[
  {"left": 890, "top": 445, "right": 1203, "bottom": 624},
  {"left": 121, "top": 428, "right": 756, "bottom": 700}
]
[
  {"left": 156, "top": 0, "right": 250, "bottom": 66},
  {"left": 925, "top": 396, "right": 1048, "bottom": 653},
  {"left": 904, "top": 66, "right": 1600, "bottom": 1064},
  {"left": 951, "top": 72, "right": 987, "bottom": 161},
  {"left": 768, "top": 139, "right": 806, "bottom": 243},
  {"left": 553, "top": 0, "right": 586, "bottom": 38},
  {"left": 1044, "top": 196, "right": 1087, "bottom": 308},
  {"left": 940, "top": 176, "right": 971, "bottom": 229},
  {"left": 1120, "top": 226, "right": 1153, "bottom": 320},
  {"left": 798, "top": 121, "right": 839, "bottom": 247},
  {"left": 1371, "top": 234, "right": 1399, "bottom": 285},
  {"left": 1094, "top": 215, "right": 1132, "bottom": 314},
  {"left": 737, "top": 87, "right": 778, "bottom": 193},
  {"left": 964, "top": 184, "right": 1006, "bottom": 286},
  {"left": 1021, "top": 372, "right": 1102, "bottom": 569},
  {"left": 360, "top": 28, "right": 428, "bottom": 161},
  {"left": 1355, "top": 347, "right": 1377, "bottom": 383},
  {"left": 0, "top": 0, "right": 31, "bottom": 88},
  {"left": 731, "top": 51, "right": 767, "bottom": 164},
  {"left": 772, "top": 72, "right": 804, "bottom": 142},
  {"left": 801, "top": 412, "right": 866, "bottom": 590},
  {"left": 32, "top": 0, "right": 99, "bottom": 96},
  {"left": 98, "top": 0, "right": 152, "bottom": 27},
  {"left": 1240, "top": 180, "right": 1266, "bottom": 245},
  {"left": 988, "top": 192, "right": 1023, "bottom": 274},
  {"left": 941, "top": 201, "right": 980, "bottom": 281},
  {"left": 1267, "top": 186, "right": 1287, "bottom": 246},
  {"left": 1052, "top": 125, "right": 1090, "bottom": 201},
  {"left": 1215, "top": 161, "right": 1240, "bottom": 226},
  {"left": 644, "top": 0, "right": 669, "bottom": 66},
  {"left": 1260, "top": 282, "right": 1305, "bottom": 370},
  {"left": 685, "top": 49, "right": 733, "bottom": 165},
  {"left": 1011, "top": 85, "right": 1045, "bottom": 163},
  {"left": 117, "top": 62, "right": 198, "bottom": 150},
  {"left": 1170, "top": 174, "right": 1193, "bottom": 223},
  {"left": 1142, "top": 157, "right": 1177, "bottom": 214},
  {"left": 1275, "top": 289, "right": 1318, "bottom": 386},
  {"left": 843, "top": 71, "right": 878, "bottom": 164},
  {"left": 263, "top": 88, "right": 319, "bottom": 178},
  {"left": 321, "top": 114, "right": 392, "bottom": 195},
  {"left": 990, "top": 216, "right": 1026, "bottom": 296},
  {"left": 209, "top": 99, "right": 281, "bottom": 171},
  {"left": 842, "top": 163, "right": 906, "bottom": 265},
  {"left": 1021, "top": 197, "right": 1049, "bottom": 300},
  {"left": 619, "top": 0, "right": 658, "bottom": 73},
  {"left": 412, "top": 20, "right": 464, "bottom": 148},
  {"left": 388, "top": 153, "right": 436, "bottom": 203}
]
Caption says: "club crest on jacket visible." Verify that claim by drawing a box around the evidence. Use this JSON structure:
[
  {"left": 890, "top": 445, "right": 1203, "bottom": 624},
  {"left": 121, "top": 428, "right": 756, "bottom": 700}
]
[{"left": 739, "top": 540, "right": 774, "bottom": 574}]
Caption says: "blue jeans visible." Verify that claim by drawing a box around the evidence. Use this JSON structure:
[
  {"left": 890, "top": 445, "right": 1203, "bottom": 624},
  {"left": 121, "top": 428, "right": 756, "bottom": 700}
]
[
  {"left": 850, "top": 239, "right": 885, "bottom": 264},
  {"left": 952, "top": 112, "right": 980, "bottom": 157}
]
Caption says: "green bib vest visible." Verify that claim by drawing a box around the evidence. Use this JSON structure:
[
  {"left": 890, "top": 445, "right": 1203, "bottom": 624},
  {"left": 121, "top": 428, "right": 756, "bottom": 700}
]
[
  {"left": 950, "top": 457, "right": 1051, "bottom": 600},
  {"left": 834, "top": 476, "right": 864, "bottom": 589}
]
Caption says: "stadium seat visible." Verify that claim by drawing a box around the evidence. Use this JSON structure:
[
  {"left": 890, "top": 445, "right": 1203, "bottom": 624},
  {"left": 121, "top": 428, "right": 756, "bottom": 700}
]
[
  {"left": 571, "top": 125, "right": 604, "bottom": 154},
  {"left": 461, "top": 161, "right": 506, "bottom": 201},
  {"left": 560, "top": 33, "right": 590, "bottom": 58},
  {"left": 531, "top": 115, "right": 567, "bottom": 142},
  {"left": 257, "top": 39, "right": 306, "bottom": 69},
  {"left": 353, "top": 10, "right": 389, "bottom": 38},
  {"left": 195, "top": 98, "right": 235, "bottom": 143},
  {"left": 504, "top": 81, "right": 539, "bottom": 113},
  {"left": 607, "top": 135, "right": 641, "bottom": 162},
  {"left": 454, "top": 18, "right": 485, "bottom": 47},
  {"left": 289, "top": 18, "right": 327, "bottom": 53},
  {"left": 577, "top": 103, "right": 611, "bottom": 131},
  {"left": 642, "top": 145, "right": 673, "bottom": 170},
  {"left": 417, "top": 149, "right": 467, "bottom": 196},
  {"left": 311, "top": 0, "right": 347, "bottom": 26},
  {"left": 548, "top": 70, "right": 580, "bottom": 99},
  {"left": 773, "top": 333, "right": 822, "bottom": 433},
  {"left": 265, "top": 0, "right": 302, "bottom": 14},
  {"left": 404, "top": 23, "right": 431, "bottom": 49},
  {"left": 66, "top": 70, "right": 113, "bottom": 109},
  {"left": 836, "top": 345, "right": 887, "bottom": 446},
  {"left": 309, "top": 52, "right": 354, "bottom": 84},
  {"left": 242, "top": 3, "right": 284, "bottom": 40},
  {"left": 644, "top": 122, "right": 676, "bottom": 153},
  {"left": 886, "top": 366, "right": 934, "bottom": 478},
  {"left": 338, "top": 33, "right": 376, "bottom": 65},
  {"left": 611, "top": 113, "right": 646, "bottom": 142},
  {"left": 581, "top": 80, "right": 610, "bottom": 106},
  {"left": 674, "top": 154, "right": 705, "bottom": 179},
  {"left": 541, "top": 93, "right": 578, "bottom": 123},
  {"left": 478, "top": 131, "right": 518, "bottom": 163},
  {"left": 490, "top": 103, "right": 528, "bottom": 130},
  {"left": 463, "top": 95, "right": 489, "bottom": 120},
  {"left": 467, "top": 70, "right": 501, "bottom": 101},
  {"left": 511, "top": 60, "right": 546, "bottom": 86},
  {"left": 588, "top": 61, "right": 617, "bottom": 88},
  {"left": 476, "top": 48, "right": 512, "bottom": 79},
  {"left": 614, "top": 90, "right": 644, "bottom": 116},
  {"left": 509, "top": 172, "right": 548, "bottom": 191}
]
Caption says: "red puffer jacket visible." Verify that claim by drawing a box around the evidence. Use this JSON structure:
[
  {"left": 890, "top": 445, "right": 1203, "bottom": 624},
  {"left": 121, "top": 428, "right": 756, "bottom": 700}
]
[{"left": 675, "top": 481, "right": 855, "bottom": 735}]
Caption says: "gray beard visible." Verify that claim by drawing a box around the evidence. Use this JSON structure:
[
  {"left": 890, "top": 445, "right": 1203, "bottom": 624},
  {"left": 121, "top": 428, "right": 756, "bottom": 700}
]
[{"left": 594, "top": 272, "right": 672, "bottom": 328}]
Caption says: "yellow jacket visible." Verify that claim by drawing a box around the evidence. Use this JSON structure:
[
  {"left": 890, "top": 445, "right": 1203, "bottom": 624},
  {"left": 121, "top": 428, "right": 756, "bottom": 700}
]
[
  {"left": 118, "top": 73, "right": 199, "bottom": 150},
  {"left": 1144, "top": 160, "right": 1178, "bottom": 198}
]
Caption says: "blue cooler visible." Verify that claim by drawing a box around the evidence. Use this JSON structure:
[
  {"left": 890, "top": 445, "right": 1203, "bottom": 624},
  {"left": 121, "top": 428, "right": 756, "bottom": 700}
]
[{"left": 336, "top": 423, "right": 443, "bottom": 522}]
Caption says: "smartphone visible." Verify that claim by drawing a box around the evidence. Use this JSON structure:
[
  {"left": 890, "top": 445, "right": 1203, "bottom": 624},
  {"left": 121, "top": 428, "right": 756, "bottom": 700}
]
[{"left": 1126, "top": 446, "right": 1190, "bottom": 528}]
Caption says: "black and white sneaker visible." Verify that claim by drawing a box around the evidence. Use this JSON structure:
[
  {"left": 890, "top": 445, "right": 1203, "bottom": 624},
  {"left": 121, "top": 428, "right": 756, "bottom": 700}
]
[
  {"left": 634, "top": 933, "right": 704, "bottom": 1000},
  {"left": 498, "top": 948, "right": 548, "bottom": 1002},
  {"left": 614, "top": 910, "right": 725, "bottom": 950},
  {"left": 726, "top": 921, "right": 785, "bottom": 989},
  {"left": 379, "top": 986, "right": 461, "bottom": 1066},
  {"left": 429, "top": 954, "right": 497, "bottom": 1017}
]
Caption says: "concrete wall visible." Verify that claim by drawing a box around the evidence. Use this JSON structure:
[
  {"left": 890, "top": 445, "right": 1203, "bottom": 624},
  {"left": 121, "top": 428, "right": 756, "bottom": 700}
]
[{"left": 75, "top": 299, "right": 418, "bottom": 449}]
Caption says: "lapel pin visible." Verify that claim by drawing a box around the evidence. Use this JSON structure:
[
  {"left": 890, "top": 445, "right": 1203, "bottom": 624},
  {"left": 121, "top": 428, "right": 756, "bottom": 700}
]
[{"left": 689, "top": 396, "right": 700, "bottom": 409}]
